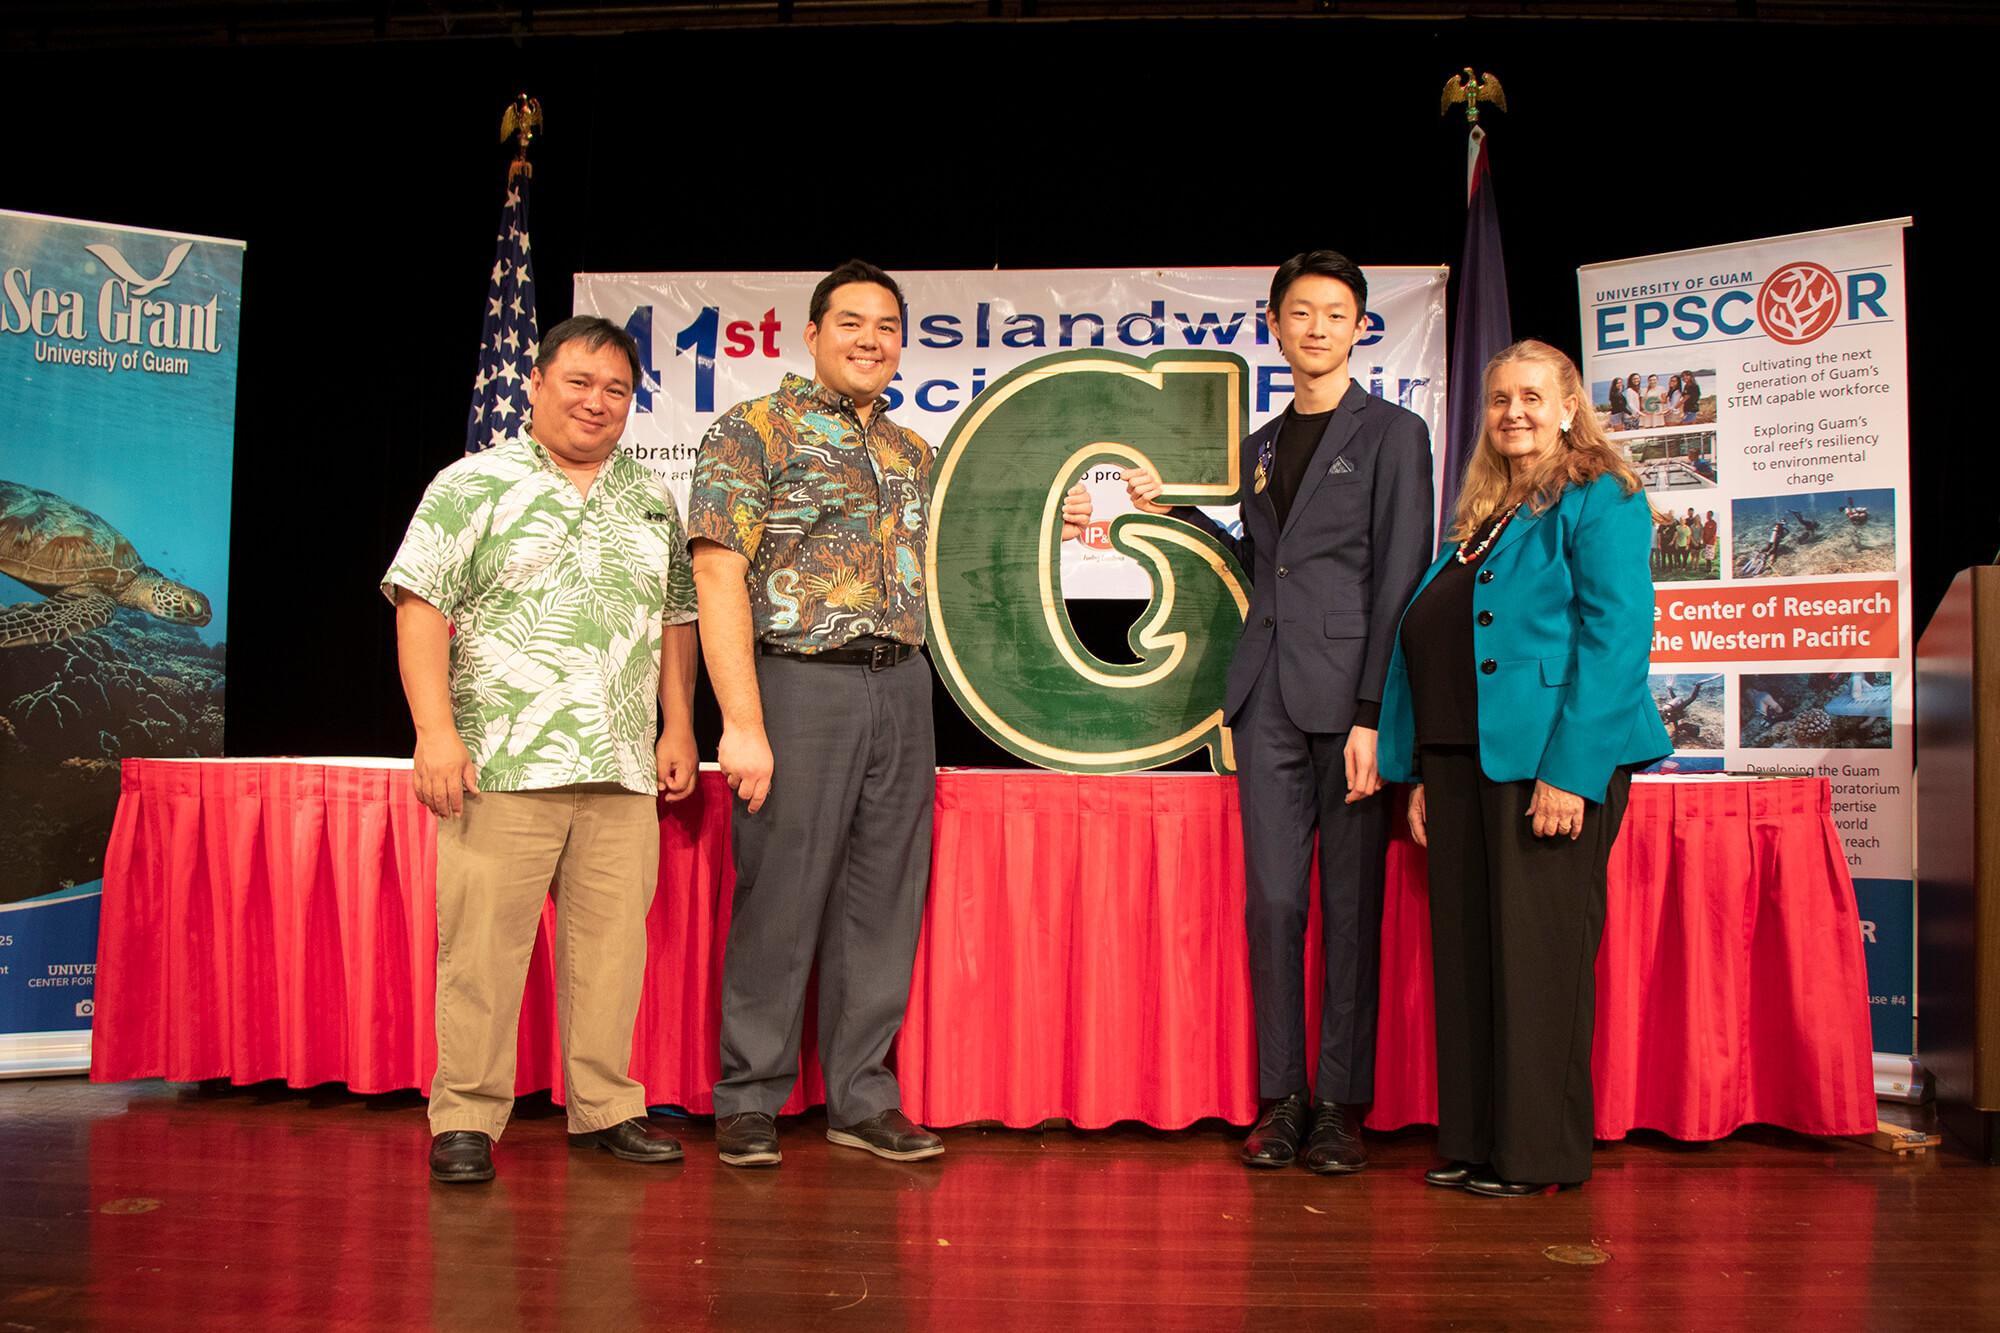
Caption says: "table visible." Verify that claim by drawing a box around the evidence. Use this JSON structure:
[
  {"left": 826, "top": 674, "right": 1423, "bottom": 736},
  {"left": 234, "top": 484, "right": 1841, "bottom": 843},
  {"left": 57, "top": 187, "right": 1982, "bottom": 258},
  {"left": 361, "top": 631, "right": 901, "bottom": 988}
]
[{"left": 91, "top": 760, "right": 1878, "bottom": 1140}]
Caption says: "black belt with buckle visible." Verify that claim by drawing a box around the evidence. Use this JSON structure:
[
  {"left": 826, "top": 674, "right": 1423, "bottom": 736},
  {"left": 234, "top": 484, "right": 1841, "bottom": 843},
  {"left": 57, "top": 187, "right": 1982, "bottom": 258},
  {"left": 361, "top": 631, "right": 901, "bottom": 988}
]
[{"left": 758, "top": 639, "right": 916, "bottom": 670}]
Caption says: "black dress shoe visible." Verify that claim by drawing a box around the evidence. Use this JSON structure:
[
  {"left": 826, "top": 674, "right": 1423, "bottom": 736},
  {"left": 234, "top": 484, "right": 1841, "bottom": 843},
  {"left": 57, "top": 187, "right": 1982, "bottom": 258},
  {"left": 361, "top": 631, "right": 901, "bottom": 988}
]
[
  {"left": 1423, "top": 1160, "right": 1483, "bottom": 1188},
  {"left": 1463, "top": 1166, "right": 1554, "bottom": 1197},
  {"left": 1301, "top": 1100, "right": 1368, "bottom": 1174},
  {"left": 429, "top": 1130, "right": 495, "bottom": 1184},
  {"left": 716, "top": 1111, "right": 782, "bottom": 1167},
  {"left": 1240, "top": 1090, "right": 1310, "bottom": 1168},
  {"left": 570, "top": 1116, "right": 683, "bottom": 1163},
  {"left": 826, "top": 1108, "right": 945, "bottom": 1161}
]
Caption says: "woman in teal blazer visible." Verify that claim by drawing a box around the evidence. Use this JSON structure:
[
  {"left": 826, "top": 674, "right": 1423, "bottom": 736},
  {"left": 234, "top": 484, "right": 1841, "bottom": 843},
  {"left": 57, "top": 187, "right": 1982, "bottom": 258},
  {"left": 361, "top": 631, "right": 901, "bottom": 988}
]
[{"left": 1377, "top": 339, "right": 1669, "bottom": 1196}]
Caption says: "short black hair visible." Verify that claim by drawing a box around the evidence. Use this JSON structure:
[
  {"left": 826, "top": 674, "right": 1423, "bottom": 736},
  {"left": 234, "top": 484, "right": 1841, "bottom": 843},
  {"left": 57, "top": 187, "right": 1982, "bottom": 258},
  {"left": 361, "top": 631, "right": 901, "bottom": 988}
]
[
  {"left": 535, "top": 315, "right": 642, "bottom": 385},
  {"left": 1269, "top": 250, "right": 1368, "bottom": 319},
  {"left": 809, "top": 259, "right": 904, "bottom": 326}
]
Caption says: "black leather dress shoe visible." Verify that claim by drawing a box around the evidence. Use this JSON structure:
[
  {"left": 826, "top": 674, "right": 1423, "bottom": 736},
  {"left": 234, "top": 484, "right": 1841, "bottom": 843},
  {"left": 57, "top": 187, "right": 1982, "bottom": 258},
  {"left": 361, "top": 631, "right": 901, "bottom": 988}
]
[
  {"left": 716, "top": 1111, "right": 782, "bottom": 1167},
  {"left": 1240, "top": 1090, "right": 1310, "bottom": 1168},
  {"left": 1423, "top": 1160, "right": 1483, "bottom": 1188},
  {"left": 1463, "top": 1166, "right": 1554, "bottom": 1197},
  {"left": 429, "top": 1130, "right": 495, "bottom": 1184},
  {"left": 826, "top": 1108, "right": 945, "bottom": 1161},
  {"left": 570, "top": 1116, "right": 683, "bottom": 1163},
  {"left": 1300, "top": 1101, "right": 1368, "bottom": 1174}
]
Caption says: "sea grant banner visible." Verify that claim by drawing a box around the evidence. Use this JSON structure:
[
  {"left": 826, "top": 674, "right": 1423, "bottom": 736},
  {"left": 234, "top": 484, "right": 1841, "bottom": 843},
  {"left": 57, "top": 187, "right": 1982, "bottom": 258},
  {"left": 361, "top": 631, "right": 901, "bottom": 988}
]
[
  {"left": 575, "top": 267, "right": 1447, "bottom": 599},
  {"left": 1578, "top": 219, "right": 1914, "bottom": 1062},
  {"left": 0, "top": 210, "right": 242, "bottom": 1074}
]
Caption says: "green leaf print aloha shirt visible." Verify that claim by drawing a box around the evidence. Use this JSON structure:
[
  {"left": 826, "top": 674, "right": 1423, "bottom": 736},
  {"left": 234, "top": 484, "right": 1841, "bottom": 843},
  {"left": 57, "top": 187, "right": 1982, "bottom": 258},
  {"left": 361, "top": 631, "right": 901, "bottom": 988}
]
[
  {"left": 382, "top": 432, "right": 698, "bottom": 795},
  {"left": 687, "top": 373, "right": 932, "bottom": 651}
]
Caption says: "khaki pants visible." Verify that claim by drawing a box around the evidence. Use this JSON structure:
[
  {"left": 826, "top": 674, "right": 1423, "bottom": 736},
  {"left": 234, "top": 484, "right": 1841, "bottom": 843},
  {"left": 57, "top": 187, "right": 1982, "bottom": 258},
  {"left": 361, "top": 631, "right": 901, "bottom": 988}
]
[{"left": 429, "top": 784, "right": 659, "bottom": 1139}]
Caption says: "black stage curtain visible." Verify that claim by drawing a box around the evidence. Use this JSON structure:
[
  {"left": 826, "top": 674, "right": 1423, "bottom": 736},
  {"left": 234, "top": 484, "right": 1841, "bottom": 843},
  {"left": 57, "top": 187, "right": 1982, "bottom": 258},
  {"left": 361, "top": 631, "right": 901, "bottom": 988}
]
[{"left": 10, "top": 19, "right": 1983, "bottom": 766}]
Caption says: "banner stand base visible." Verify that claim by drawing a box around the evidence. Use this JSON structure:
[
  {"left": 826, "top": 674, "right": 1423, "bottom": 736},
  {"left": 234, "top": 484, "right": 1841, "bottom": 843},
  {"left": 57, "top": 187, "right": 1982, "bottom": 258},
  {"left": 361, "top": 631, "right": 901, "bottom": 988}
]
[
  {"left": 0, "top": 1030, "right": 92, "bottom": 1079},
  {"left": 1874, "top": 1052, "right": 1927, "bottom": 1104}
]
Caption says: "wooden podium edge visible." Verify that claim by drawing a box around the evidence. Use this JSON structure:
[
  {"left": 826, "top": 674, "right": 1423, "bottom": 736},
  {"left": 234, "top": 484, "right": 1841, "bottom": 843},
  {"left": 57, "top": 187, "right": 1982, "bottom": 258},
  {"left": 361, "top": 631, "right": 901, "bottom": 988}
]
[{"left": 1850, "top": 1120, "right": 1943, "bottom": 1154}]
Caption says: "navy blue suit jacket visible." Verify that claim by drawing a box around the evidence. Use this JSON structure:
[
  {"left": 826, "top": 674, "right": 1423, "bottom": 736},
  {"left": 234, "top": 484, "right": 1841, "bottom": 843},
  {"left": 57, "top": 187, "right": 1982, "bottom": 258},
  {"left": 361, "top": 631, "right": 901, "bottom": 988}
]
[{"left": 1185, "top": 381, "right": 1435, "bottom": 735}]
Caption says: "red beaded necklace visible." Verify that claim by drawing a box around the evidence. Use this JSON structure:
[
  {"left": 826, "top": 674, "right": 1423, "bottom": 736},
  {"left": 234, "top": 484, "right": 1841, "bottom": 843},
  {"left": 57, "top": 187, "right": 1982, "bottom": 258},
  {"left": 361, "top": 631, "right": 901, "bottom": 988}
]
[{"left": 1455, "top": 503, "right": 1522, "bottom": 565}]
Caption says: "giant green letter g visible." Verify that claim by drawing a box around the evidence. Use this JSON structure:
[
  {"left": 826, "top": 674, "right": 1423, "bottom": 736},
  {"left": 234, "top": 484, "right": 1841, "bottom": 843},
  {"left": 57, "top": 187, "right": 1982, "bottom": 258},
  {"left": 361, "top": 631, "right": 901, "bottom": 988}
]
[{"left": 925, "top": 350, "right": 1249, "bottom": 774}]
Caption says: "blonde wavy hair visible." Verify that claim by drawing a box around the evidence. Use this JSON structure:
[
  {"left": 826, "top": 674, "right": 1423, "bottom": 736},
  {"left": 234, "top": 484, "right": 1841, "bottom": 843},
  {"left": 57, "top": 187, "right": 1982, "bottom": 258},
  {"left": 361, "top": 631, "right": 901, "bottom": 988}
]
[{"left": 1447, "top": 339, "right": 1647, "bottom": 544}]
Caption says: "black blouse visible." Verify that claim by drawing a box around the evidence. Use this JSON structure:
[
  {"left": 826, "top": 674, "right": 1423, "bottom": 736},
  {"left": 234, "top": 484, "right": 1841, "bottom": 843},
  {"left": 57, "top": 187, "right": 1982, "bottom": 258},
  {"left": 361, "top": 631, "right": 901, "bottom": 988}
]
[{"left": 1399, "top": 514, "right": 1509, "bottom": 748}]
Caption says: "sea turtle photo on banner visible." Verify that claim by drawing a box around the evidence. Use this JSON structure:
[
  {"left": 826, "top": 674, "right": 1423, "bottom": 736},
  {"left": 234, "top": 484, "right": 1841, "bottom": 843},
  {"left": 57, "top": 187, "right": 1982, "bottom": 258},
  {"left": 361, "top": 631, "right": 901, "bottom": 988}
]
[{"left": 0, "top": 209, "right": 243, "bottom": 1072}]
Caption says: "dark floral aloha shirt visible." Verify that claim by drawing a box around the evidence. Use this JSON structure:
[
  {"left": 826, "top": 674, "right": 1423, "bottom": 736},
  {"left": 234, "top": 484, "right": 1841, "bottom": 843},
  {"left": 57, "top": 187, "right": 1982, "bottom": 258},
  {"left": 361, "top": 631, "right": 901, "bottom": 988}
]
[{"left": 687, "top": 373, "right": 932, "bottom": 651}]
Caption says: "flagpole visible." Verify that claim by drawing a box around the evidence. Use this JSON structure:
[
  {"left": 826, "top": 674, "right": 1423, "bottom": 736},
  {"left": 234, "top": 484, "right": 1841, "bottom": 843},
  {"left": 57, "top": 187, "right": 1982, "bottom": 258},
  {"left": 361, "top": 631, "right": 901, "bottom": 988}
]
[{"left": 1437, "top": 69, "right": 1513, "bottom": 550}]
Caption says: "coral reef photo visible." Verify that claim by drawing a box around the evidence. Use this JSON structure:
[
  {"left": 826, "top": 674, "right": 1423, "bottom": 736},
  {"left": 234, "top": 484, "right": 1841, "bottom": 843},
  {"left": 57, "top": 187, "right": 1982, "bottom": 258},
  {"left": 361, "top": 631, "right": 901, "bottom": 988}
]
[{"left": 1739, "top": 671, "right": 1891, "bottom": 749}]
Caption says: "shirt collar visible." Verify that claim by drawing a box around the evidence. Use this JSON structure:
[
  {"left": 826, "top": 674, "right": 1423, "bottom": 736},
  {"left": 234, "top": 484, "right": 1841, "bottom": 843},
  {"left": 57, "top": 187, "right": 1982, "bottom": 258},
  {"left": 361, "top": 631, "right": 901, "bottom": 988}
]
[
  {"left": 517, "top": 430, "right": 558, "bottom": 472},
  {"left": 519, "top": 430, "right": 632, "bottom": 495},
  {"left": 782, "top": 371, "right": 876, "bottom": 423}
]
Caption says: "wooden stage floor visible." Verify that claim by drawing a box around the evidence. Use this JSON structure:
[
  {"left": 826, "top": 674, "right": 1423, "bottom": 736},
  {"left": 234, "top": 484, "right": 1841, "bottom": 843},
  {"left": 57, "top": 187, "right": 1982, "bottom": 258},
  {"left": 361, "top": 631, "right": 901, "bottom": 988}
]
[{"left": 2, "top": 1078, "right": 1994, "bottom": 1331}]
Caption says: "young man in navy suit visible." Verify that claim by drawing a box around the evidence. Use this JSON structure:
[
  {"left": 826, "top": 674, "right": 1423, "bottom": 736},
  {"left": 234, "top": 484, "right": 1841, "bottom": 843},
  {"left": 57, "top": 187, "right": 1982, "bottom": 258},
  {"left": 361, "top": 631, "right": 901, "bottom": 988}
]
[{"left": 1127, "top": 251, "right": 1435, "bottom": 1172}]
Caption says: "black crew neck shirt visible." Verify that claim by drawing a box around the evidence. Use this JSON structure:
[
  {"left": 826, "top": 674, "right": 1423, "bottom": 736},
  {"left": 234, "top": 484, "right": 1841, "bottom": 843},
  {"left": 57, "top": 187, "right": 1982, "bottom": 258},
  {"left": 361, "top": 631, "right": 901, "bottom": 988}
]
[{"left": 1270, "top": 404, "right": 1335, "bottom": 531}]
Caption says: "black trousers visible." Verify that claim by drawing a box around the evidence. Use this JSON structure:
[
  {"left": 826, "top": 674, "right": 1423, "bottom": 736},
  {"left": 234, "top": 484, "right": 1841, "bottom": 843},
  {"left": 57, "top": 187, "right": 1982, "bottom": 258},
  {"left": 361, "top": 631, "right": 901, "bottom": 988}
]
[
  {"left": 1235, "top": 664, "right": 1387, "bottom": 1104},
  {"left": 1418, "top": 745, "right": 1632, "bottom": 1184}
]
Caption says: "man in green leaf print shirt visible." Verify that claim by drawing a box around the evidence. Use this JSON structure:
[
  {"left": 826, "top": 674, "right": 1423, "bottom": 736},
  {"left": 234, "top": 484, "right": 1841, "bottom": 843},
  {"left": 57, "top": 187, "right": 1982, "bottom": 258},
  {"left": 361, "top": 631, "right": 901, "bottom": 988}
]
[
  {"left": 689, "top": 259, "right": 1087, "bottom": 1166},
  {"left": 384, "top": 316, "right": 700, "bottom": 1185}
]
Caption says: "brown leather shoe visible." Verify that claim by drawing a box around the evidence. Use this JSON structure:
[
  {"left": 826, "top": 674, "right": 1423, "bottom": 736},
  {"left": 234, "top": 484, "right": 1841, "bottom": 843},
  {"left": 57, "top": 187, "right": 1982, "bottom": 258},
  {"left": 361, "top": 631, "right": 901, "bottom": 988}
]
[
  {"left": 570, "top": 1116, "right": 683, "bottom": 1163},
  {"left": 716, "top": 1111, "right": 782, "bottom": 1167},
  {"left": 1240, "top": 1090, "right": 1310, "bottom": 1168},
  {"left": 826, "top": 1108, "right": 944, "bottom": 1161},
  {"left": 1300, "top": 1100, "right": 1368, "bottom": 1174},
  {"left": 429, "top": 1130, "right": 495, "bottom": 1184}
]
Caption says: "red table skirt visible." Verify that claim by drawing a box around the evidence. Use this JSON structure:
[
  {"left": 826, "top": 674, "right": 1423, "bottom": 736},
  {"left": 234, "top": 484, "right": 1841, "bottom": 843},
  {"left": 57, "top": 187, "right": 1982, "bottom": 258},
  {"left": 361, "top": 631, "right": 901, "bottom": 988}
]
[{"left": 91, "top": 761, "right": 1878, "bottom": 1140}]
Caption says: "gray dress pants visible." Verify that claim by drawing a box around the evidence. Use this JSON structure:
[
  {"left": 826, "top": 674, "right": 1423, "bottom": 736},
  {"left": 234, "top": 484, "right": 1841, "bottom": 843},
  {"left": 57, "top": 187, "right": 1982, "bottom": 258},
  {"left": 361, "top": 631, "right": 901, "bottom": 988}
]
[{"left": 713, "top": 649, "right": 936, "bottom": 1125}]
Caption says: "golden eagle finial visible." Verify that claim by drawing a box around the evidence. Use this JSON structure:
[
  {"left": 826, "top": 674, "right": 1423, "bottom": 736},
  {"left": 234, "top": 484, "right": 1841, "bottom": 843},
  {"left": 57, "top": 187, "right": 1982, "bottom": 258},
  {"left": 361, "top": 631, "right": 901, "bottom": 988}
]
[
  {"left": 500, "top": 95, "right": 542, "bottom": 179},
  {"left": 1440, "top": 68, "right": 1507, "bottom": 124}
]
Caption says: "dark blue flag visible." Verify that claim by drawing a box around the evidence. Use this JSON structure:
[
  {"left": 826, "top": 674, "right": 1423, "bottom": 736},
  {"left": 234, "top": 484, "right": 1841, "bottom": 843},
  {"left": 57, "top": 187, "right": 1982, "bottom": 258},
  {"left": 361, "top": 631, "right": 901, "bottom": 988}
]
[
  {"left": 1440, "top": 127, "right": 1512, "bottom": 544},
  {"left": 465, "top": 173, "right": 537, "bottom": 454}
]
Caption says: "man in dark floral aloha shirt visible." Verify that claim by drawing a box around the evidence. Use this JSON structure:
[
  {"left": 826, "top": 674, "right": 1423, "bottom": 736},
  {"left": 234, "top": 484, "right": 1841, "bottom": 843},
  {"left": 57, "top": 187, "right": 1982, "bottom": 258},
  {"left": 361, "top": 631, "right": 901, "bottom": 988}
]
[
  {"left": 691, "top": 258, "right": 935, "bottom": 1169},
  {"left": 689, "top": 259, "right": 1083, "bottom": 1169}
]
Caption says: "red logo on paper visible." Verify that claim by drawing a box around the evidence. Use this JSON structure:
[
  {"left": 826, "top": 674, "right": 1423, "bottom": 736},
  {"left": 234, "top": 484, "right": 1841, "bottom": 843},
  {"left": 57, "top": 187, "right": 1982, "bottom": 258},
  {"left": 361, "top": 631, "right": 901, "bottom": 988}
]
[
  {"left": 1080, "top": 521, "right": 1113, "bottom": 550},
  {"left": 1756, "top": 261, "right": 1841, "bottom": 345}
]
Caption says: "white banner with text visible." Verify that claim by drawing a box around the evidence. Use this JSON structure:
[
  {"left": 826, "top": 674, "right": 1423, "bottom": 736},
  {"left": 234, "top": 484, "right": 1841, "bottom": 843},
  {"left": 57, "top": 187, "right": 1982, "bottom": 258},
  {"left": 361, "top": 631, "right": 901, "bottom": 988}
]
[{"left": 575, "top": 267, "right": 1447, "bottom": 599}]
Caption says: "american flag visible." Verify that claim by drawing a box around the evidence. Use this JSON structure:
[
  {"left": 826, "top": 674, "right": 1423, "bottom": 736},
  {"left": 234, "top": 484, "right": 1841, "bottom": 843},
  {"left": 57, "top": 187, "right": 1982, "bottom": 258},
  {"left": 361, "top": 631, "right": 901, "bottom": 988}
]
[{"left": 465, "top": 172, "right": 537, "bottom": 453}]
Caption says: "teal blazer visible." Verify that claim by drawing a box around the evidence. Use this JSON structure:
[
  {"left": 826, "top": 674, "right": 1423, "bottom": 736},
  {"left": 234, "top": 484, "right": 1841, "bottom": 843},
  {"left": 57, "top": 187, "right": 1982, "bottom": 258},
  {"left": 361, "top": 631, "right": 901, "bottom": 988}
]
[{"left": 1377, "top": 473, "right": 1670, "bottom": 804}]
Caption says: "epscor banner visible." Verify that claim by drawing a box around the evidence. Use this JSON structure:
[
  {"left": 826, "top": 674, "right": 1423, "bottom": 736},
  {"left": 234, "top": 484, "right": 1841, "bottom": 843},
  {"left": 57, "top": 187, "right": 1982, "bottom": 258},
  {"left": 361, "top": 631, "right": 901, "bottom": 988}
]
[
  {"left": 575, "top": 267, "right": 1447, "bottom": 599},
  {"left": 1578, "top": 219, "right": 1914, "bottom": 1061}
]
